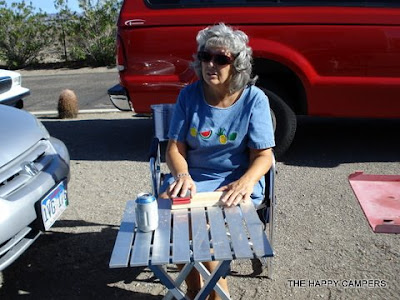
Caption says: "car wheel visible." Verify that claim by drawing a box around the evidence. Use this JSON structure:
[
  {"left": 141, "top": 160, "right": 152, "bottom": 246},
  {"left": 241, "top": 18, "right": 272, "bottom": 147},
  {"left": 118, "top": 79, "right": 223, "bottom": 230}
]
[
  {"left": 15, "top": 99, "right": 23, "bottom": 109},
  {"left": 259, "top": 87, "right": 297, "bottom": 159}
]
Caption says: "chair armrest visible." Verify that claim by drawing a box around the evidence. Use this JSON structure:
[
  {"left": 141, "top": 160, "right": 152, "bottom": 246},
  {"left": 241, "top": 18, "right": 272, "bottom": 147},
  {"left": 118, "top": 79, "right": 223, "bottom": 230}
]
[{"left": 148, "top": 137, "right": 160, "bottom": 160}]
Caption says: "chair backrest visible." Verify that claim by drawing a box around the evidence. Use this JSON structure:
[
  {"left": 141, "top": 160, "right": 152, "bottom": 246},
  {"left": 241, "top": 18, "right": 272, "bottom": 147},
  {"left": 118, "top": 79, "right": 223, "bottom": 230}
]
[
  {"left": 257, "top": 152, "right": 276, "bottom": 225},
  {"left": 151, "top": 104, "right": 175, "bottom": 142}
]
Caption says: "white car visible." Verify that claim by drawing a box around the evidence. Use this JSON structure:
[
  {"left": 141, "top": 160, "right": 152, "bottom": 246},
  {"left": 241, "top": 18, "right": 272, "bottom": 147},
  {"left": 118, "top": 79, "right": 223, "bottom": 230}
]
[
  {"left": 0, "top": 69, "right": 30, "bottom": 108},
  {"left": 0, "top": 105, "right": 70, "bottom": 271}
]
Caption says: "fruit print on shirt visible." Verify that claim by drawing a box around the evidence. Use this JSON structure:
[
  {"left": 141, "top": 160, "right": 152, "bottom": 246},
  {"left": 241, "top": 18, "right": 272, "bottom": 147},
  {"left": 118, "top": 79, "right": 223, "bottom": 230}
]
[
  {"left": 199, "top": 130, "right": 212, "bottom": 140},
  {"left": 190, "top": 127, "right": 197, "bottom": 137},
  {"left": 190, "top": 127, "right": 237, "bottom": 144}
]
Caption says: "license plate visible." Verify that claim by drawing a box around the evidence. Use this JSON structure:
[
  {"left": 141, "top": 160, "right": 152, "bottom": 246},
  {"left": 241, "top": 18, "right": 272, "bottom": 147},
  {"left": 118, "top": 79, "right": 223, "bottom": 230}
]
[{"left": 41, "top": 181, "right": 68, "bottom": 230}]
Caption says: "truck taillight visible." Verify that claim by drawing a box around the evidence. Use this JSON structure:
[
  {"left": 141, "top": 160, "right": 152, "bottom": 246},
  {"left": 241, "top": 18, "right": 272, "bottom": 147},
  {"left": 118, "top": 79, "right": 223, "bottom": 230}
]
[{"left": 116, "top": 36, "right": 126, "bottom": 72}]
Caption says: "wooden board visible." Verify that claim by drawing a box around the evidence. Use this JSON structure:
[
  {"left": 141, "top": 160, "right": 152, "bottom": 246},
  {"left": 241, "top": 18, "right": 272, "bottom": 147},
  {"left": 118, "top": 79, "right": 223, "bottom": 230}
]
[{"left": 171, "top": 191, "right": 227, "bottom": 210}]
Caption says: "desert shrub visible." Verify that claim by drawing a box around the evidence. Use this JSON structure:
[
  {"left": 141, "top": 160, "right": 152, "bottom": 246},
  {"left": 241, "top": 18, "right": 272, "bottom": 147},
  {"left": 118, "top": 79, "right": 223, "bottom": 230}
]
[
  {"left": 67, "top": 0, "right": 122, "bottom": 66},
  {"left": 0, "top": 1, "right": 53, "bottom": 69},
  {"left": 52, "top": 0, "right": 80, "bottom": 62},
  {"left": 0, "top": 0, "right": 121, "bottom": 68}
]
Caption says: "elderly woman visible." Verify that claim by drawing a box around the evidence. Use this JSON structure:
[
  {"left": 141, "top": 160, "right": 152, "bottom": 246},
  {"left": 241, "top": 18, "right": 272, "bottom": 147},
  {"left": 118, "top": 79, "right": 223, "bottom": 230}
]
[{"left": 160, "top": 23, "right": 275, "bottom": 299}]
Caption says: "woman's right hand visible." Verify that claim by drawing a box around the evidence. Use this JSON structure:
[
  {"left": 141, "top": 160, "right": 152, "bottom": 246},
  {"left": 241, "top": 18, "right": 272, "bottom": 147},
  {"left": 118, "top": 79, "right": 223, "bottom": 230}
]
[{"left": 167, "top": 174, "right": 197, "bottom": 198}]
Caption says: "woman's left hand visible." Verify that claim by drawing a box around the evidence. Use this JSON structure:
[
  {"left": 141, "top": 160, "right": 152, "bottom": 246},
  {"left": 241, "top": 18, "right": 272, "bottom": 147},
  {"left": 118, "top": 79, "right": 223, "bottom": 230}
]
[{"left": 216, "top": 180, "right": 253, "bottom": 207}]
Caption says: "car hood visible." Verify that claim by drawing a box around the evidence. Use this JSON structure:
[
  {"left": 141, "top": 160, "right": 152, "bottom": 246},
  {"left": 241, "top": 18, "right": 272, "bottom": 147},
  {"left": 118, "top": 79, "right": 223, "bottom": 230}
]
[
  {"left": 0, "top": 69, "right": 17, "bottom": 78},
  {"left": 0, "top": 105, "right": 46, "bottom": 168}
]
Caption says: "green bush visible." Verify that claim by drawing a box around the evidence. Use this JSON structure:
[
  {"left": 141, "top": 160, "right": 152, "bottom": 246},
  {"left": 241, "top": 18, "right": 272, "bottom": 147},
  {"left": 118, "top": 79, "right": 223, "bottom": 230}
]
[
  {"left": 0, "top": 1, "right": 53, "bottom": 69},
  {"left": 67, "top": 0, "right": 122, "bottom": 66},
  {"left": 0, "top": 0, "right": 122, "bottom": 68},
  {"left": 52, "top": 0, "right": 80, "bottom": 62}
]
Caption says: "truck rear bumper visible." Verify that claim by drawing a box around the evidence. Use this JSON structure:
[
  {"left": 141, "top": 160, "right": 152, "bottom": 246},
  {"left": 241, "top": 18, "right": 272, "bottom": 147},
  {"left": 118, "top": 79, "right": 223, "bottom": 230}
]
[{"left": 108, "top": 84, "right": 132, "bottom": 111}]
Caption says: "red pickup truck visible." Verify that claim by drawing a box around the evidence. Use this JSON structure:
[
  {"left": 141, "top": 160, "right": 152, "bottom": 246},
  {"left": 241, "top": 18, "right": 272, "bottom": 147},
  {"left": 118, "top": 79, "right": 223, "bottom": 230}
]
[{"left": 108, "top": 0, "right": 400, "bottom": 157}]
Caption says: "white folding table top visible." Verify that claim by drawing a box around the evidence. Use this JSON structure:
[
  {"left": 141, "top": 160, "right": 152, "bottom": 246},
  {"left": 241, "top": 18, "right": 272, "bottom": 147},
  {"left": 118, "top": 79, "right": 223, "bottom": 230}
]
[{"left": 109, "top": 199, "right": 273, "bottom": 269}]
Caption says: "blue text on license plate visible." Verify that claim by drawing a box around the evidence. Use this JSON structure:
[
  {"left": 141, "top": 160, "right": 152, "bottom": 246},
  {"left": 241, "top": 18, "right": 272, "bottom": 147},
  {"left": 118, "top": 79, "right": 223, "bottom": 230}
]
[{"left": 41, "top": 181, "right": 68, "bottom": 230}]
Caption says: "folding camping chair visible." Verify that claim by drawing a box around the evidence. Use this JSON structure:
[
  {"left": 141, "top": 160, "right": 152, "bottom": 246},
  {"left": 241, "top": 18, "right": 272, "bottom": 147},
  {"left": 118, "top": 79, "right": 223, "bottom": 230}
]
[{"left": 149, "top": 104, "right": 277, "bottom": 277}]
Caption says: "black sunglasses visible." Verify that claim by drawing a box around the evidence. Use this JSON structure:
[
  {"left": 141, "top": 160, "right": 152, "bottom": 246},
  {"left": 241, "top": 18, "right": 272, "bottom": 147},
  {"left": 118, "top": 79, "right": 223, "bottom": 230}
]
[{"left": 197, "top": 51, "right": 234, "bottom": 66}]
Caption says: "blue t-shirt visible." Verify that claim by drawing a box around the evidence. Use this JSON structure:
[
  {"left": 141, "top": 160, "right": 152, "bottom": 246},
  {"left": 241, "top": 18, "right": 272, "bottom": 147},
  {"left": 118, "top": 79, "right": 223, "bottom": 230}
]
[{"left": 164, "top": 80, "right": 275, "bottom": 205}]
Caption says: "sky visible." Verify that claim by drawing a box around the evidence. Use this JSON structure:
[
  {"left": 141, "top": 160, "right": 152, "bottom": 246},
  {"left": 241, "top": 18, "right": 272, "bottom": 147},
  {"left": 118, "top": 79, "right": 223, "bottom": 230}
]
[{"left": 4, "top": 0, "right": 82, "bottom": 14}]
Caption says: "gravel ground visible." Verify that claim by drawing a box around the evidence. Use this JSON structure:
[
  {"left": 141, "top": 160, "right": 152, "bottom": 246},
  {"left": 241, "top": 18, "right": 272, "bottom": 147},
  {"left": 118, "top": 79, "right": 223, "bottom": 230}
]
[{"left": 0, "top": 111, "right": 399, "bottom": 299}]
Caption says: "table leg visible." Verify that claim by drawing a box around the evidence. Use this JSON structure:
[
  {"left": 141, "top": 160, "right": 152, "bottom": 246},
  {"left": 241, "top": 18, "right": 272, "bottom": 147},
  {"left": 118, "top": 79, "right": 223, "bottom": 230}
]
[
  {"left": 149, "top": 264, "right": 189, "bottom": 300},
  {"left": 194, "top": 260, "right": 231, "bottom": 300},
  {"left": 163, "top": 262, "right": 195, "bottom": 300}
]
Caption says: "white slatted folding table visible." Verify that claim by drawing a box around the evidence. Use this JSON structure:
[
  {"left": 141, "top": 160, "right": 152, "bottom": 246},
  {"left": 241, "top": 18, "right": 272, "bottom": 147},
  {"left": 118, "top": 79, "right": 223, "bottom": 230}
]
[{"left": 109, "top": 199, "right": 273, "bottom": 300}]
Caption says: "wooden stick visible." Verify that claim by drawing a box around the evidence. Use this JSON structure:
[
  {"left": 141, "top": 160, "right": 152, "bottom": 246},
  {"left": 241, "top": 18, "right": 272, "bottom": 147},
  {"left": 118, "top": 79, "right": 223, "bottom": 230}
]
[{"left": 171, "top": 191, "right": 227, "bottom": 210}]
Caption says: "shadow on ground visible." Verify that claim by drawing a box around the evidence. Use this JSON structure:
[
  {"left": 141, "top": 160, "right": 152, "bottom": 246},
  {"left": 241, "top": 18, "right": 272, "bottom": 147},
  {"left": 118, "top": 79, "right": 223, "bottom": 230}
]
[
  {"left": 0, "top": 220, "right": 163, "bottom": 299},
  {"left": 41, "top": 115, "right": 400, "bottom": 166},
  {"left": 0, "top": 219, "right": 268, "bottom": 299},
  {"left": 41, "top": 117, "right": 154, "bottom": 162},
  {"left": 158, "top": 116, "right": 400, "bottom": 167},
  {"left": 280, "top": 117, "right": 400, "bottom": 167}
]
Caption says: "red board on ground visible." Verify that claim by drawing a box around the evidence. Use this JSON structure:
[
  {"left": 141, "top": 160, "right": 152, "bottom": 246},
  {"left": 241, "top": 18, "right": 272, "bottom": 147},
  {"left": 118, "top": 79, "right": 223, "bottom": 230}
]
[{"left": 348, "top": 172, "right": 400, "bottom": 233}]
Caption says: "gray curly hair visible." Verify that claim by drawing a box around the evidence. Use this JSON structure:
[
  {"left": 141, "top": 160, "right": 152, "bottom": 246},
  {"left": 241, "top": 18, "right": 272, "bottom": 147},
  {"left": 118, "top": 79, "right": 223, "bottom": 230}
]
[{"left": 192, "top": 23, "right": 256, "bottom": 94}]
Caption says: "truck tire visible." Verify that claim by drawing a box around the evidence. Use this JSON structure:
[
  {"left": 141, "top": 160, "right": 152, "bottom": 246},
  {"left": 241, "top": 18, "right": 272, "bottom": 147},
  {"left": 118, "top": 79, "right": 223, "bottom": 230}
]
[{"left": 258, "top": 87, "right": 297, "bottom": 159}]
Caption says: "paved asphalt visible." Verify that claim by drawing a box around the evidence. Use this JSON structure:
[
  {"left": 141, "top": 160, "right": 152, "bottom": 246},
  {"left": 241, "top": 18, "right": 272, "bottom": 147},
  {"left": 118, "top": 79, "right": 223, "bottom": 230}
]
[
  {"left": 0, "top": 69, "right": 399, "bottom": 299},
  {"left": 1, "top": 111, "right": 398, "bottom": 299},
  {"left": 21, "top": 68, "right": 118, "bottom": 112}
]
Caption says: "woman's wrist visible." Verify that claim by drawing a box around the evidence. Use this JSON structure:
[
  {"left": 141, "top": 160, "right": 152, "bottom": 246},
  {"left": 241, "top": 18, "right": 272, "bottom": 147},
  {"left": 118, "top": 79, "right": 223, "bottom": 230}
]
[
  {"left": 174, "top": 172, "right": 191, "bottom": 180},
  {"left": 240, "top": 173, "right": 259, "bottom": 187}
]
